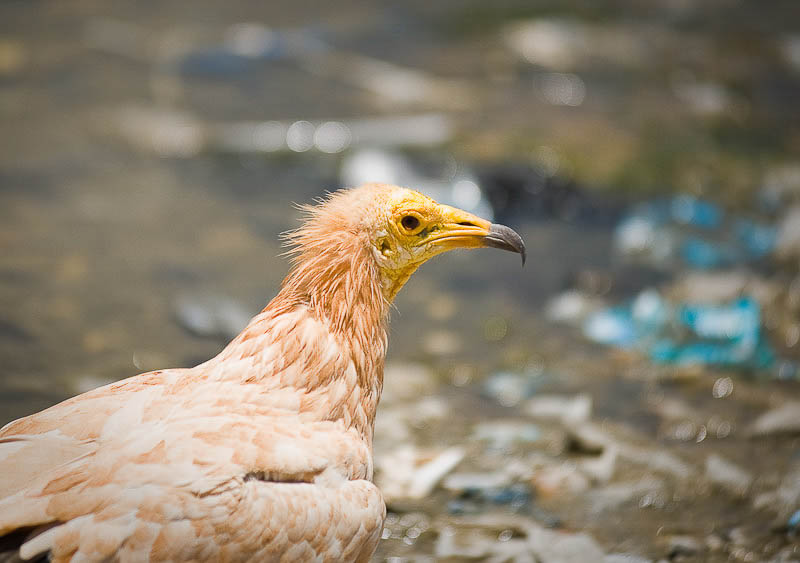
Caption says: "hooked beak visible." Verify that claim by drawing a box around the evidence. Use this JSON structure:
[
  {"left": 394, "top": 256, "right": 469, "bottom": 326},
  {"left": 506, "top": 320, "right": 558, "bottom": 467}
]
[{"left": 427, "top": 205, "right": 526, "bottom": 265}]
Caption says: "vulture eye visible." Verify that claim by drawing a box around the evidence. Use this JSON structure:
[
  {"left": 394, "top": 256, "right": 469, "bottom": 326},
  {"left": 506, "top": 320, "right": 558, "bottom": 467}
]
[{"left": 400, "top": 215, "right": 421, "bottom": 232}]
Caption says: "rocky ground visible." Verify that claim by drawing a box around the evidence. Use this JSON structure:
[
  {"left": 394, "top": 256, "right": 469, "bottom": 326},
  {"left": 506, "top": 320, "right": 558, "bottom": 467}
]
[{"left": 1, "top": 1, "right": 799, "bottom": 561}]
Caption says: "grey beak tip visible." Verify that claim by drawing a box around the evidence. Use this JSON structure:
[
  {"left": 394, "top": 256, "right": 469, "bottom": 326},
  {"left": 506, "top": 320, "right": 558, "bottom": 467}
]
[{"left": 486, "top": 223, "right": 526, "bottom": 266}]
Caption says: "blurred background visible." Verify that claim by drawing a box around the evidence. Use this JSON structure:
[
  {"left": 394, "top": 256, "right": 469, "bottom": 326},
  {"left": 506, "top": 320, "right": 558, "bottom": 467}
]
[{"left": 1, "top": 1, "right": 800, "bottom": 561}]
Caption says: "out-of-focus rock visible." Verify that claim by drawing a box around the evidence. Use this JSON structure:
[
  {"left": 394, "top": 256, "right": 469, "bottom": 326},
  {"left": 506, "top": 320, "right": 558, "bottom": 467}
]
[
  {"left": 566, "top": 422, "right": 613, "bottom": 454},
  {"left": 587, "top": 477, "right": 665, "bottom": 513},
  {"left": 503, "top": 19, "right": 649, "bottom": 71},
  {"left": 704, "top": 454, "right": 752, "bottom": 496},
  {"left": 545, "top": 290, "right": 604, "bottom": 324},
  {"left": 761, "top": 163, "right": 800, "bottom": 208},
  {"left": 173, "top": 294, "right": 252, "bottom": 339},
  {"left": 748, "top": 402, "right": 800, "bottom": 436},
  {"left": 381, "top": 362, "right": 437, "bottom": 404},
  {"left": 666, "top": 535, "right": 702, "bottom": 558},
  {"left": 666, "top": 271, "right": 751, "bottom": 304},
  {"left": 579, "top": 444, "right": 618, "bottom": 483},
  {"left": 619, "top": 445, "right": 693, "bottom": 479},
  {"left": 423, "top": 329, "right": 462, "bottom": 356},
  {"left": 604, "top": 555, "right": 652, "bottom": 563},
  {"left": 435, "top": 514, "right": 607, "bottom": 562},
  {"left": 442, "top": 472, "right": 512, "bottom": 494},
  {"left": 531, "top": 462, "right": 591, "bottom": 497},
  {"left": 482, "top": 371, "right": 541, "bottom": 407},
  {"left": 473, "top": 420, "right": 541, "bottom": 450},
  {"left": 524, "top": 394, "right": 592, "bottom": 424},
  {"left": 775, "top": 205, "right": 800, "bottom": 259},
  {"left": 374, "top": 396, "right": 451, "bottom": 451},
  {"left": 671, "top": 78, "right": 732, "bottom": 116},
  {"left": 753, "top": 464, "right": 800, "bottom": 519},
  {"left": 528, "top": 526, "right": 606, "bottom": 563},
  {"left": 376, "top": 445, "right": 465, "bottom": 502},
  {"left": 373, "top": 407, "right": 412, "bottom": 445}
]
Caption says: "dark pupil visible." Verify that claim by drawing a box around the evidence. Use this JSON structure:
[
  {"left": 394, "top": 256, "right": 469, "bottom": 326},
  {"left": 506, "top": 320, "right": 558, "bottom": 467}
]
[{"left": 402, "top": 216, "right": 420, "bottom": 231}]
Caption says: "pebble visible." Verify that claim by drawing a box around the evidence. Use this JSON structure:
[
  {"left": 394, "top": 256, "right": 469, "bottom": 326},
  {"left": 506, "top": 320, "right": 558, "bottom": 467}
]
[
  {"left": 705, "top": 454, "right": 752, "bottom": 496},
  {"left": 376, "top": 445, "right": 465, "bottom": 502},
  {"left": 748, "top": 402, "right": 800, "bottom": 436},
  {"left": 482, "top": 371, "right": 541, "bottom": 407},
  {"left": 524, "top": 393, "right": 593, "bottom": 424},
  {"left": 435, "top": 514, "right": 607, "bottom": 562},
  {"left": 775, "top": 205, "right": 800, "bottom": 258},
  {"left": 443, "top": 472, "right": 512, "bottom": 493},
  {"left": 667, "top": 535, "right": 702, "bottom": 558},
  {"left": 579, "top": 444, "right": 618, "bottom": 483},
  {"left": 529, "top": 527, "right": 607, "bottom": 563},
  {"left": 587, "top": 477, "right": 665, "bottom": 513},
  {"left": 605, "top": 555, "right": 653, "bottom": 563},
  {"left": 531, "top": 462, "right": 591, "bottom": 497},
  {"left": 472, "top": 420, "right": 542, "bottom": 450}
]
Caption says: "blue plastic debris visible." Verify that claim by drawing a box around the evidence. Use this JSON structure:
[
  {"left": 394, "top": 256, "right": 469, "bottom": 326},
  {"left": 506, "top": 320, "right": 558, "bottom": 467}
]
[
  {"left": 734, "top": 219, "right": 777, "bottom": 258},
  {"left": 448, "top": 483, "right": 533, "bottom": 514},
  {"left": 681, "top": 237, "right": 739, "bottom": 269},
  {"left": 788, "top": 509, "right": 800, "bottom": 533},
  {"left": 583, "top": 307, "right": 638, "bottom": 348},
  {"left": 614, "top": 194, "right": 777, "bottom": 269},
  {"left": 582, "top": 292, "right": 776, "bottom": 370},
  {"left": 670, "top": 195, "right": 723, "bottom": 228}
]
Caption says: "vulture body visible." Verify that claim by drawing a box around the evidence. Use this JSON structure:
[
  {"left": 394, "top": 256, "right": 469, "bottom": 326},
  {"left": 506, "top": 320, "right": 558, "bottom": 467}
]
[{"left": 0, "top": 184, "right": 524, "bottom": 562}]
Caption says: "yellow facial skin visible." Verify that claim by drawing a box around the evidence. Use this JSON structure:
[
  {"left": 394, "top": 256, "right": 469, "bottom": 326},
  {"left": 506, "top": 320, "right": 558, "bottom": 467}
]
[{"left": 372, "top": 189, "right": 525, "bottom": 301}]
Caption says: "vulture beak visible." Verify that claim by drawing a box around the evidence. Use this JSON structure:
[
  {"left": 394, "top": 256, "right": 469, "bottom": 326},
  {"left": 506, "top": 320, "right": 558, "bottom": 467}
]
[{"left": 428, "top": 205, "right": 527, "bottom": 265}]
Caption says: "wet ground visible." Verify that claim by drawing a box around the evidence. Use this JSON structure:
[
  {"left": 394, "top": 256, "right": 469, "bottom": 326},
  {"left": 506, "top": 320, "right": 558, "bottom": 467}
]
[{"left": 2, "top": 1, "right": 800, "bottom": 561}]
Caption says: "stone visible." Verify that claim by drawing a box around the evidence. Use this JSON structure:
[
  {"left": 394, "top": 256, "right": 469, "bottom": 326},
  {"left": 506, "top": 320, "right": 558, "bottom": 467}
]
[
  {"left": 381, "top": 362, "right": 437, "bottom": 404},
  {"left": 473, "top": 420, "right": 542, "bottom": 450},
  {"left": 748, "top": 402, "right": 800, "bottom": 436},
  {"left": 667, "top": 535, "right": 702, "bottom": 558},
  {"left": 587, "top": 477, "right": 665, "bottom": 513},
  {"left": 376, "top": 445, "right": 465, "bottom": 502},
  {"left": 704, "top": 454, "right": 752, "bottom": 496},
  {"left": 524, "top": 394, "right": 592, "bottom": 424}
]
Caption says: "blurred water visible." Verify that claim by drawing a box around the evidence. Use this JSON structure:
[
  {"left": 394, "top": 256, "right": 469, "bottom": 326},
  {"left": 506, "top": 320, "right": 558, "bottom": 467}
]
[{"left": 1, "top": 1, "right": 799, "bottom": 561}]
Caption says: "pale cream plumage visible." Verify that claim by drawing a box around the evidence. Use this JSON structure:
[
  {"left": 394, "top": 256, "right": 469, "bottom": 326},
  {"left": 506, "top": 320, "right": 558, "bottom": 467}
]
[{"left": 0, "top": 183, "right": 524, "bottom": 562}]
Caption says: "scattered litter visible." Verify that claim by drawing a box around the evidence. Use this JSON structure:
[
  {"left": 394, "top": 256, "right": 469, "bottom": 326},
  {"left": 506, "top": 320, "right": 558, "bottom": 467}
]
[
  {"left": 788, "top": 509, "right": 800, "bottom": 533},
  {"left": 613, "top": 195, "right": 777, "bottom": 269},
  {"left": 579, "top": 290, "right": 775, "bottom": 371}
]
